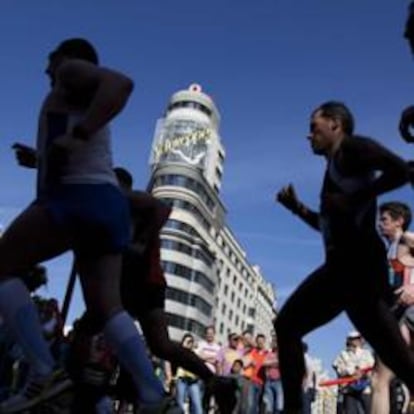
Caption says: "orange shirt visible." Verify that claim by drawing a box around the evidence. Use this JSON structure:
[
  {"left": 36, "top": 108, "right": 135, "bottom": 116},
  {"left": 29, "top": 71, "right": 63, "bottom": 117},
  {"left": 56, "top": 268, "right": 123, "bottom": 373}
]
[{"left": 243, "top": 348, "right": 268, "bottom": 385}]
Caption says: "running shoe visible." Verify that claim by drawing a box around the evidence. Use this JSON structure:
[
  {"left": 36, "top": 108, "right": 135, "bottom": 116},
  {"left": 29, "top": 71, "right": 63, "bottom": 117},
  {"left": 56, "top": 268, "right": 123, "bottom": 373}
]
[{"left": 0, "top": 368, "right": 72, "bottom": 413}]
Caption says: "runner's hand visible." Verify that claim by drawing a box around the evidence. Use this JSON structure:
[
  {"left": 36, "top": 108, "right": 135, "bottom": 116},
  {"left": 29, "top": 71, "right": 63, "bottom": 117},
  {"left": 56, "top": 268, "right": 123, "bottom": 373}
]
[
  {"left": 12, "top": 143, "right": 37, "bottom": 168},
  {"left": 276, "top": 184, "right": 301, "bottom": 213},
  {"left": 399, "top": 105, "right": 414, "bottom": 143},
  {"left": 395, "top": 285, "right": 414, "bottom": 306}
]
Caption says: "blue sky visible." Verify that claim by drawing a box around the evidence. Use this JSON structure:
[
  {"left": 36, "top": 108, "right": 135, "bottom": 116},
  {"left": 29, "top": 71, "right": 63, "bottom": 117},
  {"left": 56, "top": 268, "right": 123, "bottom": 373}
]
[{"left": 1, "top": 1, "right": 414, "bottom": 376}]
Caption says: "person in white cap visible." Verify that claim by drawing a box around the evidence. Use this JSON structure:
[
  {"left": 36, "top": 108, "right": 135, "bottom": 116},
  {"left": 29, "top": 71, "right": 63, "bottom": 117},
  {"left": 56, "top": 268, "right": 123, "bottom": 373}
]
[{"left": 333, "top": 332, "right": 374, "bottom": 413}]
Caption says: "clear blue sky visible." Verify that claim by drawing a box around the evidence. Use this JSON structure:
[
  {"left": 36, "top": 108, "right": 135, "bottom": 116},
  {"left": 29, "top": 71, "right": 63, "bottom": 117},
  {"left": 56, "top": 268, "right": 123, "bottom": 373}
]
[{"left": 1, "top": 0, "right": 414, "bottom": 376}]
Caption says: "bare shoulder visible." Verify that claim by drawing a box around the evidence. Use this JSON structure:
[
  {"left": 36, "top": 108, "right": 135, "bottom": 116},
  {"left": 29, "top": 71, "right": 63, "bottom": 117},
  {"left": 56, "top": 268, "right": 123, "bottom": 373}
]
[
  {"left": 403, "top": 231, "right": 414, "bottom": 249},
  {"left": 398, "top": 233, "right": 414, "bottom": 266}
]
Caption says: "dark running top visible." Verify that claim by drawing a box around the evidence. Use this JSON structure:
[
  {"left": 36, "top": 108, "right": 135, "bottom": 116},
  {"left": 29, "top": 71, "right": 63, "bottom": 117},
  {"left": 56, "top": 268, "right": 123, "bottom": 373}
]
[{"left": 319, "top": 136, "right": 381, "bottom": 252}]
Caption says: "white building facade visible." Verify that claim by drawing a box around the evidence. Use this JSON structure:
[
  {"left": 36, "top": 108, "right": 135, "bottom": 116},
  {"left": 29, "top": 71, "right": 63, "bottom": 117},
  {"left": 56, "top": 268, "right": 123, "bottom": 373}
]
[{"left": 148, "top": 84, "right": 276, "bottom": 344}]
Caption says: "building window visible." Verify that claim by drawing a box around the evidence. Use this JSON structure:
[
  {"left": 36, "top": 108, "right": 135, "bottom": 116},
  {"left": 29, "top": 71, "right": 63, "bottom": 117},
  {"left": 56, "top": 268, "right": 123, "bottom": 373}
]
[
  {"left": 166, "top": 287, "right": 212, "bottom": 317},
  {"left": 153, "top": 174, "right": 215, "bottom": 211},
  {"left": 161, "top": 238, "right": 214, "bottom": 267},
  {"left": 218, "top": 151, "right": 225, "bottom": 164},
  {"left": 166, "top": 312, "right": 207, "bottom": 337},
  {"left": 215, "top": 167, "right": 222, "bottom": 180},
  {"left": 162, "top": 197, "right": 211, "bottom": 231},
  {"left": 167, "top": 100, "right": 212, "bottom": 117},
  {"left": 162, "top": 260, "right": 215, "bottom": 293},
  {"left": 164, "top": 219, "right": 201, "bottom": 239}
]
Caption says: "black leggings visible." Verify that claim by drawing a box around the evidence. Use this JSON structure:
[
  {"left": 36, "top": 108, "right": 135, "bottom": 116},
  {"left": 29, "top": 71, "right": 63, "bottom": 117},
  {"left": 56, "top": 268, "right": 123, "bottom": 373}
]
[
  {"left": 140, "top": 308, "right": 213, "bottom": 381},
  {"left": 275, "top": 252, "right": 414, "bottom": 411}
]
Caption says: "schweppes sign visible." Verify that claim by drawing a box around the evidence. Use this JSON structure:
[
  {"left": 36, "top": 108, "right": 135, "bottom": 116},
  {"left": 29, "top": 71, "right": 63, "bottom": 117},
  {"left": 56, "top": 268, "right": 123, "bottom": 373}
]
[{"left": 154, "top": 128, "right": 211, "bottom": 160}]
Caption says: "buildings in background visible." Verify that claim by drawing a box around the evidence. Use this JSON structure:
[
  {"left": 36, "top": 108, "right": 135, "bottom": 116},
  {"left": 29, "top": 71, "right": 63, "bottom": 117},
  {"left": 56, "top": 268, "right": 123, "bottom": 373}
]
[{"left": 148, "top": 83, "right": 276, "bottom": 345}]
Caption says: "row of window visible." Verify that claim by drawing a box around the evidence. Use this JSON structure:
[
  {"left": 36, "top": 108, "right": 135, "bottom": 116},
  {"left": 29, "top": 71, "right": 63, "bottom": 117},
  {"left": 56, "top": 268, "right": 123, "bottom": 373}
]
[
  {"left": 164, "top": 219, "right": 201, "bottom": 239},
  {"left": 217, "top": 319, "right": 246, "bottom": 336},
  {"left": 220, "top": 302, "right": 246, "bottom": 325},
  {"left": 153, "top": 174, "right": 215, "bottom": 211},
  {"left": 218, "top": 256, "right": 256, "bottom": 287},
  {"left": 220, "top": 297, "right": 247, "bottom": 315},
  {"left": 218, "top": 270, "right": 251, "bottom": 298},
  {"left": 166, "top": 312, "right": 207, "bottom": 338},
  {"left": 166, "top": 286, "right": 212, "bottom": 317},
  {"left": 161, "top": 238, "right": 214, "bottom": 267},
  {"left": 167, "top": 100, "right": 213, "bottom": 117},
  {"left": 162, "top": 198, "right": 210, "bottom": 232},
  {"left": 222, "top": 282, "right": 251, "bottom": 302},
  {"left": 258, "top": 286, "right": 275, "bottom": 309},
  {"left": 162, "top": 260, "right": 215, "bottom": 294}
]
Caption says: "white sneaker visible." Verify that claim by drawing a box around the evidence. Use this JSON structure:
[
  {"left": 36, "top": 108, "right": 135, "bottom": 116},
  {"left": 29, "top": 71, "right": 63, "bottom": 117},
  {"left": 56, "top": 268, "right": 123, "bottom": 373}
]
[{"left": 0, "top": 368, "right": 72, "bottom": 413}]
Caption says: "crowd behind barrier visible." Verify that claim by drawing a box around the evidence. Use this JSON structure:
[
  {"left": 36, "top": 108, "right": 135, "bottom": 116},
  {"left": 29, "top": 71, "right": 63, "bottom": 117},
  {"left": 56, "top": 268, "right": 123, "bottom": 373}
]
[{"left": 1, "top": 287, "right": 414, "bottom": 413}]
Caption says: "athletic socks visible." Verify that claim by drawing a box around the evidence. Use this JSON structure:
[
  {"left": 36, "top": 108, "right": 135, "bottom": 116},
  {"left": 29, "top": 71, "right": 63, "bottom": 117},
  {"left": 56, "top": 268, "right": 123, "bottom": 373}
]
[
  {"left": 0, "top": 278, "right": 55, "bottom": 376},
  {"left": 103, "top": 311, "right": 165, "bottom": 405}
]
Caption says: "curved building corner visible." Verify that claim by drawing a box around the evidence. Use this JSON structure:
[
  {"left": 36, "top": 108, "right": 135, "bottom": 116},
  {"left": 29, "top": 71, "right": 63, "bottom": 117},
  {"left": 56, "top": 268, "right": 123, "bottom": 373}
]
[{"left": 148, "top": 84, "right": 277, "bottom": 344}]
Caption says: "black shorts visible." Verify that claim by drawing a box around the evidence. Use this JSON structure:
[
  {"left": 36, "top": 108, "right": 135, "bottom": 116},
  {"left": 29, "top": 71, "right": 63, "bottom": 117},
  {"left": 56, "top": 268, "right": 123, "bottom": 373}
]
[
  {"left": 120, "top": 245, "right": 166, "bottom": 318},
  {"left": 121, "top": 255, "right": 166, "bottom": 318}
]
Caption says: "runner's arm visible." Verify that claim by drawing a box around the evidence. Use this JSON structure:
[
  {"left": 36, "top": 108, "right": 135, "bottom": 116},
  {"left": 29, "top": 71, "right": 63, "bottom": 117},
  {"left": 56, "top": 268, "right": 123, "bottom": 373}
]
[
  {"left": 292, "top": 203, "right": 321, "bottom": 231},
  {"left": 56, "top": 59, "right": 134, "bottom": 140},
  {"left": 397, "top": 240, "right": 414, "bottom": 267},
  {"left": 276, "top": 184, "right": 320, "bottom": 231},
  {"left": 344, "top": 137, "right": 409, "bottom": 202}
]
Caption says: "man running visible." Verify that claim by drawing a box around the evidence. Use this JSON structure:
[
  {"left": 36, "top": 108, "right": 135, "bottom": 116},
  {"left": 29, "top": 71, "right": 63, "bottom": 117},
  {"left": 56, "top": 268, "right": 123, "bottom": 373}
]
[
  {"left": 275, "top": 101, "right": 414, "bottom": 413},
  {"left": 113, "top": 167, "right": 237, "bottom": 413},
  {"left": 370, "top": 201, "right": 414, "bottom": 414},
  {"left": 0, "top": 38, "right": 180, "bottom": 413}
]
